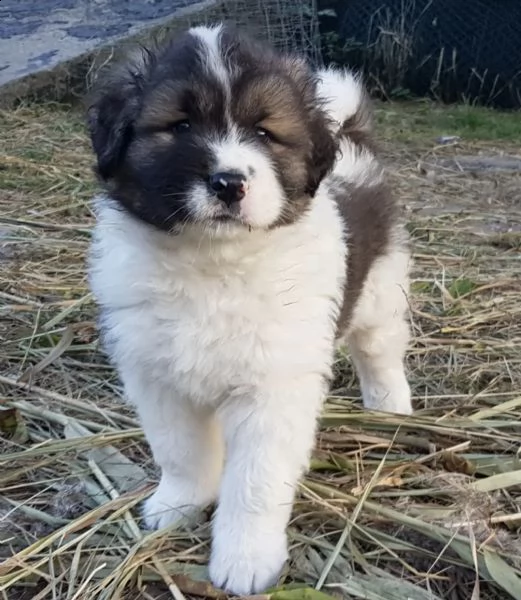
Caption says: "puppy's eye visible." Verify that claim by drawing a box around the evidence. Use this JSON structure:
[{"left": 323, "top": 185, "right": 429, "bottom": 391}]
[
  {"left": 172, "top": 120, "right": 191, "bottom": 133},
  {"left": 255, "top": 126, "right": 273, "bottom": 141}
]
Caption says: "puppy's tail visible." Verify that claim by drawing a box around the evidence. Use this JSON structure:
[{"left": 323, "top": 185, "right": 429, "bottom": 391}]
[{"left": 316, "top": 68, "right": 372, "bottom": 145}]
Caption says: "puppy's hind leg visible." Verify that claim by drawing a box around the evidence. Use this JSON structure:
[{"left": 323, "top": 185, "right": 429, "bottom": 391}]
[{"left": 346, "top": 249, "right": 412, "bottom": 415}]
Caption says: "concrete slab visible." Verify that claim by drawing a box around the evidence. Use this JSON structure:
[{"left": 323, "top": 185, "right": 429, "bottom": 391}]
[{"left": 0, "top": 0, "right": 216, "bottom": 105}]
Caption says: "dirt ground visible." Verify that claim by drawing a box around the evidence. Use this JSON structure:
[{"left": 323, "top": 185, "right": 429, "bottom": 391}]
[{"left": 0, "top": 100, "right": 520, "bottom": 600}]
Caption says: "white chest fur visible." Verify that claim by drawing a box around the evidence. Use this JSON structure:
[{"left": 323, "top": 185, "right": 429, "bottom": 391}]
[{"left": 89, "top": 191, "right": 347, "bottom": 407}]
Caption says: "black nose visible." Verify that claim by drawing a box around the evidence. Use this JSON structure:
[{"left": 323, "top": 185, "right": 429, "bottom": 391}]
[{"left": 209, "top": 172, "right": 247, "bottom": 206}]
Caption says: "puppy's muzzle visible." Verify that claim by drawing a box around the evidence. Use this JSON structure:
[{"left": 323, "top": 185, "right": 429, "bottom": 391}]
[{"left": 209, "top": 172, "right": 247, "bottom": 207}]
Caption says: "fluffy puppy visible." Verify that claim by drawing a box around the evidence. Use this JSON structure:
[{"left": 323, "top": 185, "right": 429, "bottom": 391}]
[{"left": 87, "top": 24, "right": 412, "bottom": 596}]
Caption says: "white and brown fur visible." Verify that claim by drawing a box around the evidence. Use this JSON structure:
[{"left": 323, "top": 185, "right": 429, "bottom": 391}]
[{"left": 87, "top": 24, "right": 412, "bottom": 596}]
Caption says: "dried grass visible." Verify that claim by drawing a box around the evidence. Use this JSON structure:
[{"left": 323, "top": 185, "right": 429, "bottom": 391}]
[{"left": 0, "top": 100, "right": 520, "bottom": 600}]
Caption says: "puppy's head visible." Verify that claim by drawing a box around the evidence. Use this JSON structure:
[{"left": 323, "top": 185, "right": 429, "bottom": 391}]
[{"left": 87, "top": 25, "right": 337, "bottom": 233}]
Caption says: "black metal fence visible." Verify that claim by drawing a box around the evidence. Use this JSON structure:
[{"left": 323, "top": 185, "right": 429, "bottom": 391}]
[
  {"left": 318, "top": 0, "right": 521, "bottom": 108},
  {"left": 15, "top": 0, "right": 518, "bottom": 109}
]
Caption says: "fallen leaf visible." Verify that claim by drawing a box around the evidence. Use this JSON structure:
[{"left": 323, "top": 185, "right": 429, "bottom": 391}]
[
  {"left": 18, "top": 325, "right": 74, "bottom": 383},
  {"left": 438, "top": 451, "right": 476, "bottom": 475},
  {"left": 0, "top": 407, "right": 29, "bottom": 443}
]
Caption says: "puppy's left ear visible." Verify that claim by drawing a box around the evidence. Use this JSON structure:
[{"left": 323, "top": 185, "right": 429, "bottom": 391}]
[
  {"left": 306, "top": 111, "right": 338, "bottom": 196},
  {"left": 86, "top": 47, "right": 154, "bottom": 180}
]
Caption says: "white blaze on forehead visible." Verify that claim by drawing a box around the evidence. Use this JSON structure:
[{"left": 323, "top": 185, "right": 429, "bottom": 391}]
[
  {"left": 189, "top": 24, "right": 229, "bottom": 88},
  {"left": 210, "top": 132, "right": 285, "bottom": 228}
]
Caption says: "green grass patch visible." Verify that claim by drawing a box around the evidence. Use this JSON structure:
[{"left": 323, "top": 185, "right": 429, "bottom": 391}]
[{"left": 376, "top": 100, "right": 521, "bottom": 142}]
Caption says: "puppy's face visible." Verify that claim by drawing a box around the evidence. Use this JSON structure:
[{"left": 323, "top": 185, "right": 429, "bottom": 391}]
[{"left": 88, "top": 25, "right": 337, "bottom": 233}]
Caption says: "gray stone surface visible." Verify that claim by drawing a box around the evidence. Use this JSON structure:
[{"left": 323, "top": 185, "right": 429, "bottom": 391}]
[{"left": 0, "top": 0, "right": 216, "bottom": 103}]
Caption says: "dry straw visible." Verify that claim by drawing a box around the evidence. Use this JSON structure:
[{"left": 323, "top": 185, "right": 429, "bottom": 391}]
[{"left": 1, "top": 97, "right": 520, "bottom": 600}]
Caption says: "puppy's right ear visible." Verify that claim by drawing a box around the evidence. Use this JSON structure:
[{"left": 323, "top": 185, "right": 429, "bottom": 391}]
[{"left": 87, "top": 48, "right": 154, "bottom": 180}]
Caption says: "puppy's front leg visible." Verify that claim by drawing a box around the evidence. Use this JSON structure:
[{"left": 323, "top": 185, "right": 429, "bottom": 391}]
[
  {"left": 122, "top": 370, "right": 225, "bottom": 530},
  {"left": 209, "top": 377, "right": 325, "bottom": 596}
]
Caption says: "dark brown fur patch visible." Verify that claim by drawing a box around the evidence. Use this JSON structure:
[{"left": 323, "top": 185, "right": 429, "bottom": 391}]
[
  {"left": 334, "top": 179, "right": 401, "bottom": 334},
  {"left": 331, "top": 94, "right": 404, "bottom": 335}
]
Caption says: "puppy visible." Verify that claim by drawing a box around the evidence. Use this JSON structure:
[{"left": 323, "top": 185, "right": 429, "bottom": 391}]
[{"left": 87, "top": 24, "right": 412, "bottom": 596}]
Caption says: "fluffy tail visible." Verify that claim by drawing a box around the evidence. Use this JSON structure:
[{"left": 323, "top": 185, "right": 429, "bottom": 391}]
[
  {"left": 317, "top": 68, "right": 382, "bottom": 187},
  {"left": 316, "top": 68, "right": 373, "bottom": 146}
]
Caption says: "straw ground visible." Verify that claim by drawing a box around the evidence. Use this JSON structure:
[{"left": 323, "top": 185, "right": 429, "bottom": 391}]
[{"left": 0, "top": 99, "right": 520, "bottom": 600}]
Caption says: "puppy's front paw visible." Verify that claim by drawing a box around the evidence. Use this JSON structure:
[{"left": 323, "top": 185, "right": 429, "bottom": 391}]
[
  {"left": 209, "top": 527, "right": 288, "bottom": 596},
  {"left": 363, "top": 374, "right": 413, "bottom": 416},
  {"left": 142, "top": 475, "right": 208, "bottom": 531}
]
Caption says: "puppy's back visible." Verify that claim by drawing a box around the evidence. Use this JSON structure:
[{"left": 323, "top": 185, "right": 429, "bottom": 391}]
[{"left": 317, "top": 69, "right": 407, "bottom": 334}]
